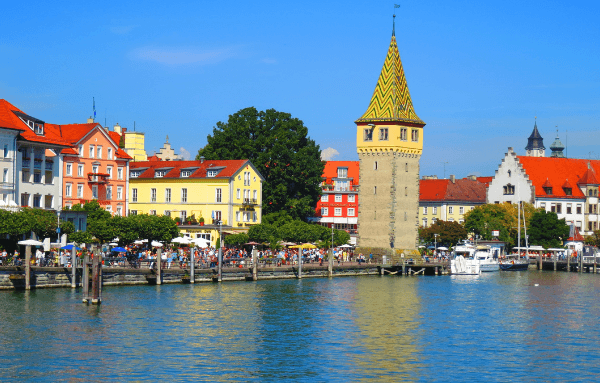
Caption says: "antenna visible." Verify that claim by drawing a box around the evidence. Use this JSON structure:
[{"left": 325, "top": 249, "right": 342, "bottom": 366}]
[
  {"left": 393, "top": 4, "right": 400, "bottom": 36},
  {"left": 442, "top": 161, "right": 449, "bottom": 179}
]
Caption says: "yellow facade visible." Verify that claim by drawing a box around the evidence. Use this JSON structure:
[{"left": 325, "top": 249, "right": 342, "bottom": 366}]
[
  {"left": 124, "top": 132, "right": 148, "bottom": 161},
  {"left": 418, "top": 203, "right": 478, "bottom": 228}
]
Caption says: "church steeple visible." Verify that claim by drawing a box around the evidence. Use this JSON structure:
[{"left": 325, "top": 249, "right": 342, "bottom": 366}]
[
  {"left": 525, "top": 119, "right": 545, "bottom": 157},
  {"left": 356, "top": 32, "right": 423, "bottom": 125}
]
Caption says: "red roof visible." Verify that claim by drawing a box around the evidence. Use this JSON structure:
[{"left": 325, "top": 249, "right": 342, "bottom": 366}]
[
  {"left": 517, "top": 156, "right": 600, "bottom": 198},
  {"left": 420, "top": 177, "right": 488, "bottom": 203},
  {"left": 0, "top": 99, "right": 28, "bottom": 131},
  {"left": 578, "top": 166, "right": 599, "bottom": 185},
  {"left": 321, "top": 161, "right": 359, "bottom": 185},
  {"left": 568, "top": 226, "right": 585, "bottom": 242},
  {"left": 130, "top": 159, "right": 252, "bottom": 179}
]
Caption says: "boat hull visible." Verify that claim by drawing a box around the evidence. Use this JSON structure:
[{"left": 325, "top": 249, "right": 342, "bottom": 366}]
[{"left": 499, "top": 262, "right": 529, "bottom": 271}]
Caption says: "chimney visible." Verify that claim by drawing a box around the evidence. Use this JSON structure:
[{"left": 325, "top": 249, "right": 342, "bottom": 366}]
[
  {"left": 87, "top": 116, "right": 94, "bottom": 123},
  {"left": 200, "top": 156, "right": 205, "bottom": 164},
  {"left": 113, "top": 123, "right": 122, "bottom": 134},
  {"left": 468, "top": 175, "right": 477, "bottom": 181},
  {"left": 450, "top": 175, "right": 455, "bottom": 183}
]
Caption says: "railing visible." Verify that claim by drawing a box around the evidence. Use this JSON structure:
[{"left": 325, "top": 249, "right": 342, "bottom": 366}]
[
  {"left": 243, "top": 198, "right": 257, "bottom": 206},
  {"left": 45, "top": 162, "right": 53, "bottom": 170}
]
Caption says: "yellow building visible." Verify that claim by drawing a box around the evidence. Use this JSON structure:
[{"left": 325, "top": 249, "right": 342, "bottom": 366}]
[
  {"left": 113, "top": 123, "right": 148, "bottom": 161},
  {"left": 129, "top": 159, "right": 263, "bottom": 246}
]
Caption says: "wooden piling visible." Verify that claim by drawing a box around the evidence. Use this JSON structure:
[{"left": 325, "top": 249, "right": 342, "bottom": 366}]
[
  {"left": 190, "top": 248, "right": 195, "bottom": 284},
  {"left": 82, "top": 251, "right": 90, "bottom": 303},
  {"left": 91, "top": 249, "right": 101, "bottom": 305},
  {"left": 156, "top": 248, "right": 162, "bottom": 285},
  {"left": 554, "top": 255, "right": 557, "bottom": 271},
  {"left": 298, "top": 250, "right": 302, "bottom": 279},
  {"left": 567, "top": 253, "right": 570, "bottom": 272},
  {"left": 252, "top": 249, "right": 257, "bottom": 281},
  {"left": 538, "top": 253, "right": 542, "bottom": 270},
  {"left": 25, "top": 245, "right": 31, "bottom": 290},
  {"left": 328, "top": 249, "right": 333, "bottom": 277},
  {"left": 594, "top": 256, "right": 597, "bottom": 274},
  {"left": 402, "top": 261, "right": 406, "bottom": 275},
  {"left": 71, "top": 247, "right": 77, "bottom": 288}
]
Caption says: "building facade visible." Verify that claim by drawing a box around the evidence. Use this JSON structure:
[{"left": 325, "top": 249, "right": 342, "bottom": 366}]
[{"left": 355, "top": 26, "right": 425, "bottom": 257}]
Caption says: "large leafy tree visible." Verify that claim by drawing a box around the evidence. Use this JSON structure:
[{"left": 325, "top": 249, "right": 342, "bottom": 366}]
[
  {"left": 196, "top": 107, "right": 324, "bottom": 220},
  {"left": 463, "top": 202, "right": 536, "bottom": 247},
  {"left": 527, "top": 210, "right": 570, "bottom": 248},
  {"left": 419, "top": 220, "right": 468, "bottom": 248},
  {"left": 69, "top": 201, "right": 116, "bottom": 243}
]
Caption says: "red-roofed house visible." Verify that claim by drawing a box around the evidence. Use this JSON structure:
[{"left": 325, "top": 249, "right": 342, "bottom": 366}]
[
  {"left": 418, "top": 175, "right": 489, "bottom": 227},
  {"left": 487, "top": 147, "right": 599, "bottom": 235},
  {"left": 312, "top": 161, "right": 359, "bottom": 244}
]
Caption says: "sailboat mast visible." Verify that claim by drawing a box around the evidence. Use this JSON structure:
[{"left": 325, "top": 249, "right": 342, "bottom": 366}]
[{"left": 523, "top": 203, "right": 529, "bottom": 260}]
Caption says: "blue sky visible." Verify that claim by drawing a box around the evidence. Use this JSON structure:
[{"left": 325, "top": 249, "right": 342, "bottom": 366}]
[{"left": 1, "top": 0, "right": 598, "bottom": 179}]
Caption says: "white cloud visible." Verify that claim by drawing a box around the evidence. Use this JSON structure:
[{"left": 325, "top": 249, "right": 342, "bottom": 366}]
[
  {"left": 130, "top": 46, "right": 238, "bottom": 65},
  {"left": 179, "top": 147, "right": 191, "bottom": 161},
  {"left": 321, "top": 147, "right": 339, "bottom": 161}
]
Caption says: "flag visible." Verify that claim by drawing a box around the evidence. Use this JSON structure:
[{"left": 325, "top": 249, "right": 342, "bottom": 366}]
[
  {"left": 93, "top": 97, "right": 96, "bottom": 120},
  {"left": 394, "top": 4, "right": 400, "bottom": 8}
]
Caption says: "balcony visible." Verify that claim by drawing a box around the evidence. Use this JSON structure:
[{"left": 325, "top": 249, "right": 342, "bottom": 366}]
[
  {"left": 45, "top": 161, "right": 53, "bottom": 170},
  {"left": 87, "top": 173, "right": 110, "bottom": 184},
  {"left": 321, "top": 184, "right": 359, "bottom": 192},
  {"left": 243, "top": 198, "right": 258, "bottom": 206}
]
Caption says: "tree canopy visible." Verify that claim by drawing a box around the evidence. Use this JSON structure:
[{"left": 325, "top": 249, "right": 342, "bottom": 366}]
[
  {"left": 196, "top": 107, "right": 324, "bottom": 220},
  {"left": 527, "top": 210, "right": 570, "bottom": 248},
  {"left": 419, "top": 220, "right": 468, "bottom": 248},
  {"left": 463, "top": 202, "right": 536, "bottom": 247},
  {"left": 247, "top": 221, "right": 349, "bottom": 248}
]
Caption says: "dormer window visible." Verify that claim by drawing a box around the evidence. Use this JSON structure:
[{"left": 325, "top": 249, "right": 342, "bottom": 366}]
[
  {"left": 544, "top": 187, "right": 553, "bottom": 195},
  {"left": 155, "top": 170, "right": 167, "bottom": 178},
  {"left": 337, "top": 167, "right": 348, "bottom": 178},
  {"left": 130, "top": 170, "right": 141, "bottom": 178},
  {"left": 207, "top": 169, "right": 219, "bottom": 177},
  {"left": 564, "top": 187, "right": 572, "bottom": 196},
  {"left": 181, "top": 170, "right": 192, "bottom": 178},
  {"left": 363, "top": 128, "right": 373, "bottom": 142},
  {"left": 15, "top": 111, "right": 45, "bottom": 135},
  {"left": 33, "top": 122, "right": 44, "bottom": 135}
]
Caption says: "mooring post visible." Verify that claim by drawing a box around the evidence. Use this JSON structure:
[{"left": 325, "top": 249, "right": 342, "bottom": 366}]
[
  {"left": 553, "top": 254, "right": 557, "bottom": 271},
  {"left": 594, "top": 255, "right": 597, "bottom": 274},
  {"left": 91, "top": 248, "right": 101, "bottom": 305},
  {"left": 298, "top": 250, "right": 302, "bottom": 279},
  {"left": 567, "top": 253, "right": 570, "bottom": 272},
  {"left": 82, "top": 251, "right": 90, "bottom": 303},
  {"left": 328, "top": 249, "right": 333, "bottom": 277},
  {"left": 190, "top": 247, "right": 195, "bottom": 284},
  {"left": 156, "top": 248, "right": 162, "bottom": 285},
  {"left": 538, "top": 253, "right": 542, "bottom": 270},
  {"left": 25, "top": 245, "right": 31, "bottom": 290},
  {"left": 71, "top": 246, "right": 76, "bottom": 288},
  {"left": 402, "top": 260, "right": 406, "bottom": 276},
  {"left": 252, "top": 248, "right": 257, "bottom": 281},
  {"left": 579, "top": 253, "right": 583, "bottom": 273}
]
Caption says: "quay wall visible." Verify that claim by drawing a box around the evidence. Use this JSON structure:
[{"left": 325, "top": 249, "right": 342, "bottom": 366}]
[{"left": 0, "top": 264, "right": 381, "bottom": 290}]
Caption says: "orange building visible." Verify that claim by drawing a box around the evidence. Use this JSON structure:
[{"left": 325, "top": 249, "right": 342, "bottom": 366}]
[{"left": 60, "top": 122, "right": 132, "bottom": 215}]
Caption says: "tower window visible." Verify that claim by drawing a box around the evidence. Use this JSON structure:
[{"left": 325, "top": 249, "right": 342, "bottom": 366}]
[
  {"left": 400, "top": 128, "right": 407, "bottom": 141},
  {"left": 374, "top": 161, "right": 378, "bottom": 170},
  {"left": 374, "top": 186, "right": 377, "bottom": 195},
  {"left": 379, "top": 128, "right": 388, "bottom": 141},
  {"left": 411, "top": 129, "right": 419, "bottom": 142},
  {"left": 364, "top": 128, "right": 373, "bottom": 141},
  {"left": 405, "top": 163, "right": 408, "bottom": 172}
]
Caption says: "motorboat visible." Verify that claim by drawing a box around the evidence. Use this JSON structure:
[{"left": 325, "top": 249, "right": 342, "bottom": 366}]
[
  {"left": 499, "top": 254, "right": 529, "bottom": 271},
  {"left": 474, "top": 245, "right": 500, "bottom": 272},
  {"left": 451, "top": 244, "right": 481, "bottom": 275}
]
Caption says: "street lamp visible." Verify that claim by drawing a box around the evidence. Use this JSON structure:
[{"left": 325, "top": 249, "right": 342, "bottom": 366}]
[
  {"left": 434, "top": 233, "right": 439, "bottom": 256},
  {"left": 217, "top": 219, "right": 223, "bottom": 282},
  {"left": 57, "top": 210, "right": 61, "bottom": 245}
]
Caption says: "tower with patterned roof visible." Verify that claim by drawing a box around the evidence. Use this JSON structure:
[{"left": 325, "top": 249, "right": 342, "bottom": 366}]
[{"left": 355, "top": 19, "right": 425, "bottom": 258}]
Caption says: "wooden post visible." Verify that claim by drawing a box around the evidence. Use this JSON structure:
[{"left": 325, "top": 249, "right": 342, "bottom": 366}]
[
  {"left": 298, "top": 249, "right": 302, "bottom": 279},
  {"left": 594, "top": 255, "right": 597, "bottom": 274},
  {"left": 567, "top": 252, "right": 571, "bottom": 272},
  {"left": 553, "top": 254, "right": 557, "bottom": 271},
  {"left": 217, "top": 246, "right": 222, "bottom": 282},
  {"left": 91, "top": 248, "right": 101, "bottom": 305},
  {"left": 71, "top": 247, "right": 77, "bottom": 288},
  {"left": 402, "top": 260, "right": 406, "bottom": 275},
  {"left": 190, "top": 247, "right": 195, "bottom": 284},
  {"left": 538, "top": 253, "right": 542, "bottom": 270},
  {"left": 579, "top": 253, "right": 583, "bottom": 273},
  {"left": 156, "top": 248, "right": 162, "bottom": 285},
  {"left": 82, "top": 251, "right": 90, "bottom": 303},
  {"left": 252, "top": 248, "right": 257, "bottom": 281},
  {"left": 328, "top": 249, "right": 333, "bottom": 277},
  {"left": 25, "top": 245, "right": 31, "bottom": 290}
]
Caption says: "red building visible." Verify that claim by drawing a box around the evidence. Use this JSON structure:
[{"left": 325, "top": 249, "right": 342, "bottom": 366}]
[{"left": 313, "top": 161, "right": 359, "bottom": 243}]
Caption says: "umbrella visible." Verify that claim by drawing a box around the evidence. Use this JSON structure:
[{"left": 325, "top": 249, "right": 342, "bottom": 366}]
[
  {"left": 112, "top": 246, "right": 128, "bottom": 252},
  {"left": 61, "top": 244, "right": 82, "bottom": 251},
  {"left": 18, "top": 239, "right": 43, "bottom": 246},
  {"left": 244, "top": 241, "right": 260, "bottom": 246},
  {"left": 339, "top": 244, "right": 353, "bottom": 248},
  {"left": 290, "top": 243, "right": 318, "bottom": 249},
  {"left": 108, "top": 242, "right": 119, "bottom": 246},
  {"left": 191, "top": 238, "right": 210, "bottom": 247},
  {"left": 151, "top": 241, "right": 163, "bottom": 247},
  {"left": 171, "top": 237, "right": 191, "bottom": 244},
  {"left": 437, "top": 247, "right": 449, "bottom": 251},
  {"left": 133, "top": 239, "right": 148, "bottom": 245}
]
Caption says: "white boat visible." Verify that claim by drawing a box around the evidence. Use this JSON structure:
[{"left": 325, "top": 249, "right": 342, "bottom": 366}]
[
  {"left": 474, "top": 245, "right": 500, "bottom": 272},
  {"left": 451, "top": 244, "right": 481, "bottom": 275}
]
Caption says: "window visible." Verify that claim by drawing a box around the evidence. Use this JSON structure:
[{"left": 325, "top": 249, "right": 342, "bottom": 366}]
[
  {"left": 2, "top": 169, "right": 7, "bottom": 183},
  {"left": 321, "top": 195, "right": 328, "bottom": 202},
  {"left": 107, "top": 148, "right": 113, "bottom": 160},
  {"left": 180, "top": 211, "right": 187, "bottom": 222},
  {"left": 116, "top": 206, "right": 122, "bottom": 216},
  {"left": 118, "top": 167, "right": 123, "bottom": 180},
  {"left": 237, "top": 189, "right": 241, "bottom": 199},
  {"left": 3, "top": 144, "right": 8, "bottom": 158},
  {"left": 335, "top": 194, "right": 342, "bottom": 202},
  {"left": 33, "top": 195, "right": 41, "bottom": 208},
  {"left": 66, "top": 163, "right": 72, "bottom": 176},
  {"left": 348, "top": 195, "right": 355, "bottom": 202},
  {"left": 130, "top": 170, "right": 141, "bottom": 178},
  {"left": 405, "top": 163, "right": 408, "bottom": 172},
  {"left": 164, "top": 210, "right": 171, "bottom": 217},
  {"left": 337, "top": 168, "right": 348, "bottom": 178},
  {"left": 405, "top": 187, "right": 408, "bottom": 196},
  {"left": 132, "top": 188, "right": 137, "bottom": 202},
  {"left": 433, "top": 207, "right": 438, "bottom": 215},
  {"left": 107, "top": 166, "right": 113, "bottom": 179},
  {"left": 181, "top": 188, "right": 187, "bottom": 203},
  {"left": 374, "top": 161, "right": 378, "bottom": 170},
  {"left": 155, "top": 170, "right": 166, "bottom": 178},
  {"left": 334, "top": 208, "right": 342, "bottom": 216},
  {"left": 22, "top": 170, "right": 30, "bottom": 183},
  {"left": 336, "top": 180, "right": 349, "bottom": 191},
  {"left": 364, "top": 128, "right": 373, "bottom": 141},
  {"left": 449, "top": 218, "right": 454, "bottom": 222},
  {"left": 78, "top": 164, "right": 84, "bottom": 177},
  {"left": 374, "top": 186, "right": 377, "bottom": 195},
  {"left": 215, "top": 188, "right": 222, "bottom": 203},
  {"left": 65, "top": 183, "right": 72, "bottom": 197},
  {"left": 150, "top": 210, "right": 156, "bottom": 215},
  {"left": 567, "top": 204, "right": 572, "bottom": 214},
  {"left": 33, "top": 172, "right": 41, "bottom": 183},
  {"left": 106, "top": 186, "right": 112, "bottom": 200},
  {"left": 423, "top": 207, "right": 428, "bottom": 215},
  {"left": 77, "top": 184, "right": 83, "bottom": 198},
  {"left": 92, "top": 185, "right": 98, "bottom": 199},
  {"left": 540, "top": 202, "right": 546, "bottom": 210},
  {"left": 207, "top": 169, "right": 218, "bottom": 177},
  {"left": 544, "top": 187, "right": 552, "bottom": 195},
  {"left": 78, "top": 145, "right": 83, "bottom": 158},
  {"left": 321, "top": 207, "right": 328, "bottom": 216},
  {"left": 551, "top": 204, "right": 556, "bottom": 213},
  {"left": 151, "top": 188, "right": 156, "bottom": 202},
  {"left": 244, "top": 172, "right": 251, "bottom": 186},
  {"left": 348, "top": 208, "right": 355, "bottom": 216},
  {"left": 379, "top": 128, "right": 388, "bottom": 141},
  {"left": 556, "top": 203, "right": 562, "bottom": 214},
  {"left": 503, "top": 184, "right": 515, "bottom": 195},
  {"left": 411, "top": 129, "right": 419, "bottom": 142},
  {"left": 423, "top": 218, "right": 428, "bottom": 227},
  {"left": 165, "top": 188, "right": 171, "bottom": 203},
  {"left": 89, "top": 145, "right": 95, "bottom": 158},
  {"left": 577, "top": 205, "right": 582, "bottom": 214},
  {"left": 564, "top": 187, "right": 572, "bottom": 196},
  {"left": 181, "top": 170, "right": 191, "bottom": 177},
  {"left": 449, "top": 206, "right": 454, "bottom": 214},
  {"left": 236, "top": 211, "right": 240, "bottom": 222},
  {"left": 460, "top": 207, "right": 465, "bottom": 214},
  {"left": 97, "top": 145, "right": 102, "bottom": 159},
  {"left": 400, "top": 128, "right": 407, "bottom": 141}
]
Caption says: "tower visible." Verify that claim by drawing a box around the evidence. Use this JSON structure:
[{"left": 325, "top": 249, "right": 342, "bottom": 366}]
[
  {"left": 525, "top": 119, "right": 545, "bottom": 157},
  {"left": 355, "top": 21, "right": 425, "bottom": 258},
  {"left": 549, "top": 132, "right": 565, "bottom": 158}
]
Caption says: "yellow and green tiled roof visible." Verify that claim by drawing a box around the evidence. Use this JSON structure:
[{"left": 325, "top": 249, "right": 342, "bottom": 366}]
[{"left": 356, "top": 35, "right": 424, "bottom": 125}]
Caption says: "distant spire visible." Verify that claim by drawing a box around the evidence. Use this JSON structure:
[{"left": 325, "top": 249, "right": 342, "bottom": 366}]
[
  {"left": 166, "top": 135, "right": 169, "bottom": 143},
  {"left": 393, "top": 4, "right": 400, "bottom": 36}
]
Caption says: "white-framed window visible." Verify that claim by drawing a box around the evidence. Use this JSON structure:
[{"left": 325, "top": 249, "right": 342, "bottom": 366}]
[
  {"left": 321, "top": 195, "right": 328, "bottom": 202},
  {"left": 3, "top": 144, "right": 8, "bottom": 158},
  {"left": 237, "top": 189, "right": 241, "bottom": 199},
  {"left": 2, "top": 169, "right": 8, "bottom": 183},
  {"left": 65, "top": 183, "right": 72, "bottom": 197},
  {"left": 66, "top": 163, "right": 73, "bottom": 176},
  {"left": 180, "top": 211, "right": 187, "bottom": 222},
  {"left": 449, "top": 218, "right": 454, "bottom": 222},
  {"left": 334, "top": 208, "right": 342, "bottom": 216},
  {"left": 181, "top": 170, "right": 191, "bottom": 177},
  {"left": 78, "top": 164, "right": 84, "bottom": 177},
  {"left": 337, "top": 168, "right": 348, "bottom": 178},
  {"left": 155, "top": 170, "right": 166, "bottom": 178},
  {"left": 423, "top": 218, "right": 428, "bottom": 227},
  {"left": 181, "top": 188, "right": 187, "bottom": 203},
  {"left": 92, "top": 185, "right": 98, "bottom": 199},
  {"left": 207, "top": 169, "right": 218, "bottom": 177},
  {"left": 335, "top": 194, "right": 342, "bottom": 202},
  {"left": 363, "top": 128, "right": 373, "bottom": 141},
  {"left": 164, "top": 210, "right": 171, "bottom": 217},
  {"left": 106, "top": 186, "right": 112, "bottom": 200},
  {"left": 459, "top": 207, "right": 464, "bottom": 214},
  {"left": 253, "top": 189, "right": 257, "bottom": 201},
  {"left": 107, "top": 148, "right": 113, "bottom": 160},
  {"left": 400, "top": 128, "right": 407, "bottom": 141},
  {"left": 165, "top": 188, "right": 171, "bottom": 203},
  {"left": 78, "top": 144, "right": 84, "bottom": 157},
  {"left": 379, "top": 127, "right": 388, "bottom": 141},
  {"left": 150, "top": 210, "right": 156, "bottom": 215},
  {"left": 433, "top": 206, "right": 438, "bottom": 215},
  {"left": 236, "top": 211, "right": 240, "bottom": 222},
  {"left": 151, "top": 188, "right": 156, "bottom": 202},
  {"left": 116, "top": 206, "right": 122, "bottom": 216},
  {"left": 77, "top": 184, "right": 83, "bottom": 198},
  {"left": 215, "top": 188, "right": 222, "bottom": 203},
  {"left": 423, "top": 206, "right": 428, "bottom": 215},
  {"left": 348, "top": 194, "right": 355, "bottom": 202},
  {"left": 107, "top": 166, "right": 113, "bottom": 179},
  {"left": 89, "top": 145, "right": 95, "bottom": 158},
  {"left": 97, "top": 146, "right": 102, "bottom": 159},
  {"left": 321, "top": 207, "right": 328, "bottom": 216},
  {"left": 411, "top": 129, "right": 419, "bottom": 142},
  {"left": 132, "top": 188, "right": 137, "bottom": 202},
  {"left": 348, "top": 208, "right": 355, "bottom": 216},
  {"left": 118, "top": 167, "right": 123, "bottom": 180},
  {"left": 449, "top": 206, "right": 454, "bottom": 214}
]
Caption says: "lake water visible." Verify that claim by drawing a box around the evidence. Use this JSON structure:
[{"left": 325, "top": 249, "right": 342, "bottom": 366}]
[{"left": 1, "top": 271, "right": 600, "bottom": 382}]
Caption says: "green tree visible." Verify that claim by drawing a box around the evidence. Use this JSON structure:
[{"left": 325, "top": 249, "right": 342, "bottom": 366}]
[
  {"left": 419, "top": 220, "right": 468, "bottom": 248},
  {"left": 248, "top": 223, "right": 279, "bottom": 244},
  {"left": 70, "top": 201, "right": 116, "bottom": 243},
  {"left": 527, "top": 210, "right": 570, "bottom": 248},
  {"left": 68, "top": 231, "right": 93, "bottom": 245},
  {"left": 113, "top": 214, "right": 179, "bottom": 245},
  {"left": 196, "top": 107, "right": 324, "bottom": 220},
  {"left": 463, "top": 202, "right": 536, "bottom": 247},
  {"left": 224, "top": 233, "right": 249, "bottom": 246}
]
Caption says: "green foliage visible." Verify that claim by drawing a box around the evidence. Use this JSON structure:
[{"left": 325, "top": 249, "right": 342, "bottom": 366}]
[
  {"left": 116, "top": 214, "right": 179, "bottom": 245},
  {"left": 224, "top": 233, "right": 249, "bottom": 246},
  {"left": 527, "top": 210, "right": 570, "bottom": 248},
  {"left": 69, "top": 231, "right": 93, "bottom": 244},
  {"left": 262, "top": 211, "right": 294, "bottom": 226},
  {"left": 463, "top": 202, "right": 536, "bottom": 247},
  {"left": 419, "top": 220, "right": 468, "bottom": 248},
  {"left": 196, "top": 107, "right": 324, "bottom": 220},
  {"left": 585, "top": 231, "right": 600, "bottom": 246},
  {"left": 248, "top": 223, "right": 279, "bottom": 244}
]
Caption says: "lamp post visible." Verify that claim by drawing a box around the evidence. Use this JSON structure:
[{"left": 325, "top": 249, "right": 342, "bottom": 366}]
[
  {"left": 217, "top": 219, "right": 223, "bottom": 282},
  {"left": 57, "top": 210, "right": 61, "bottom": 246},
  {"left": 434, "top": 233, "right": 439, "bottom": 257}
]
